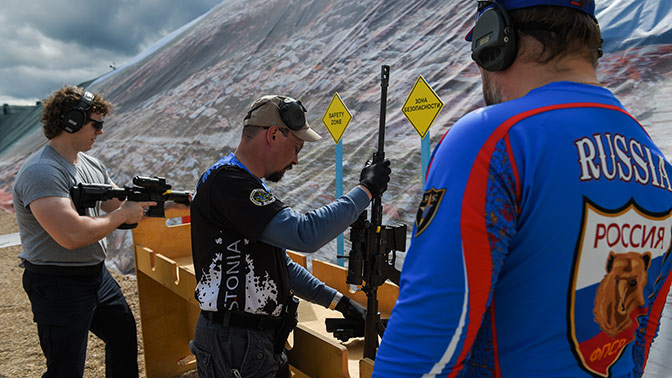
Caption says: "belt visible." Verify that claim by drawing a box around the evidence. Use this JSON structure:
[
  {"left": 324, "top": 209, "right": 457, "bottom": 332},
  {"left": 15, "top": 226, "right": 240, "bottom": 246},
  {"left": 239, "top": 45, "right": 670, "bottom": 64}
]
[
  {"left": 202, "top": 310, "right": 283, "bottom": 331},
  {"left": 22, "top": 260, "right": 104, "bottom": 276}
]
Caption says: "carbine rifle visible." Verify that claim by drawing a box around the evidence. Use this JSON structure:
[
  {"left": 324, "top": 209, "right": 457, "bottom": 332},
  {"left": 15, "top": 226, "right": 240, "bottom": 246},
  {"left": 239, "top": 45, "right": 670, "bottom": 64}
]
[{"left": 326, "top": 65, "right": 407, "bottom": 360}]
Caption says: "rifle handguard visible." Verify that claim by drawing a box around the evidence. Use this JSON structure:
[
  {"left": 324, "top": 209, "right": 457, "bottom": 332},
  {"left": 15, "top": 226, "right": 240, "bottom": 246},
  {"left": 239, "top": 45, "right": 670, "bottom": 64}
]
[{"left": 70, "top": 176, "right": 191, "bottom": 230}]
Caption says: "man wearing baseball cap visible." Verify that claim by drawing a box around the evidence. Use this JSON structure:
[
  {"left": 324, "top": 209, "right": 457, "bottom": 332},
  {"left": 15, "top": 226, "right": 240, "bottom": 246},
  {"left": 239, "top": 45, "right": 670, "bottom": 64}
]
[
  {"left": 189, "top": 94, "right": 391, "bottom": 377},
  {"left": 374, "top": 1, "right": 672, "bottom": 377}
]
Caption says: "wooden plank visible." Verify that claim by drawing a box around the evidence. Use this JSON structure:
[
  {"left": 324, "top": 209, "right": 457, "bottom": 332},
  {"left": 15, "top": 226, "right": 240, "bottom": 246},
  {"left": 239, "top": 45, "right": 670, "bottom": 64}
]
[
  {"left": 296, "top": 297, "right": 368, "bottom": 377},
  {"left": 287, "top": 323, "right": 350, "bottom": 378},
  {"left": 132, "top": 208, "right": 191, "bottom": 260},
  {"left": 135, "top": 245, "right": 199, "bottom": 306},
  {"left": 359, "top": 358, "right": 374, "bottom": 378},
  {"left": 135, "top": 270, "right": 199, "bottom": 378},
  {"left": 289, "top": 366, "right": 311, "bottom": 378},
  {"left": 287, "top": 250, "right": 307, "bottom": 269}
]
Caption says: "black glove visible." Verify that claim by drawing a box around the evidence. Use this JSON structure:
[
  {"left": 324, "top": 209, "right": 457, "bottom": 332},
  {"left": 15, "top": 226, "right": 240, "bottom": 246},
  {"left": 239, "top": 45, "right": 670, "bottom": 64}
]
[
  {"left": 334, "top": 296, "right": 366, "bottom": 323},
  {"left": 359, "top": 158, "right": 391, "bottom": 197}
]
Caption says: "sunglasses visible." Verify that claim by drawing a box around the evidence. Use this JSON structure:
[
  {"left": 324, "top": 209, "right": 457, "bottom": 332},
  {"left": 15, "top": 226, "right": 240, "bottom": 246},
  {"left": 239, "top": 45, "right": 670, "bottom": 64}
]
[{"left": 88, "top": 118, "right": 104, "bottom": 131}]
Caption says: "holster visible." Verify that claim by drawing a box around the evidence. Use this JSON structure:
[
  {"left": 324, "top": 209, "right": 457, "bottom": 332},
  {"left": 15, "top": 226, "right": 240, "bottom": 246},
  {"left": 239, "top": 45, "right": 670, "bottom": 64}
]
[{"left": 273, "top": 296, "right": 299, "bottom": 354}]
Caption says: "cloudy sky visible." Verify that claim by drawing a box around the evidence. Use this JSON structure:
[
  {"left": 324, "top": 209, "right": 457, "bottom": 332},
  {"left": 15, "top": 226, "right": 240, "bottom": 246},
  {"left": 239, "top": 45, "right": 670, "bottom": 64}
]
[{"left": 0, "top": 0, "right": 222, "bottom": 105}]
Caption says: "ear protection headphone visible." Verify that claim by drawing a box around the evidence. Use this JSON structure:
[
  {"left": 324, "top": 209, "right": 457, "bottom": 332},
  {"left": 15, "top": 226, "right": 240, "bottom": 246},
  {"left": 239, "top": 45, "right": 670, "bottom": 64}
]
[
  {"left": 60, "top": 91, "right": 94, "bottom": 133},
  {"left": 276, "top": 98, "right": 307, "bottom": 130},
  {"left": 471, "top": 1, "right": 517, "bottom": 72},
  {"left": 244, "top": 96, "right": 307, "bottom": 131}
]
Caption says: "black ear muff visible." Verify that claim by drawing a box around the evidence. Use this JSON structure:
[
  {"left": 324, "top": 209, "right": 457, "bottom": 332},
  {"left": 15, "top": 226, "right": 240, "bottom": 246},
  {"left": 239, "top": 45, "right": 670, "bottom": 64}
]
[
  {"left": 60, "top": 91, "right": 94, "bottom": 133},
  {"left": 471, "top": 1, "right": 517, "bottom": 72}
]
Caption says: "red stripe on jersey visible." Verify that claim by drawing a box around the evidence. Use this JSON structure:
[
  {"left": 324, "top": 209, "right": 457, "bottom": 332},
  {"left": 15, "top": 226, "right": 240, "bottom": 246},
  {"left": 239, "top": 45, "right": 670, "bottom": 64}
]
[
  {"left": 453, "top": 102, "right": 635, "bottom": 375},
  {"left": 504, "top": 134, "right": 521, "bottom": 208},
  {"left": 491, "top": 303, "right": 502, "bottom": 377},
  {"left": 642, "top": 271, "right": 672, "bottom": 371}
]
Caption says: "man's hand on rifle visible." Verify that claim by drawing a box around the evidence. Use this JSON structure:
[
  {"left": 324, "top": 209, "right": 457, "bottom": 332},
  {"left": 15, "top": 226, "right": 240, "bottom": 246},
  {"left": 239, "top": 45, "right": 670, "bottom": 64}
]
[
  {"left": 335, "top": 296, "right": 366, "bottom": 324},
  {"left": 359, "top": 159, "right": 391, "bottom": 198},
  {"left": 119, "top": 201, "right": 156, "bottom": 225}
]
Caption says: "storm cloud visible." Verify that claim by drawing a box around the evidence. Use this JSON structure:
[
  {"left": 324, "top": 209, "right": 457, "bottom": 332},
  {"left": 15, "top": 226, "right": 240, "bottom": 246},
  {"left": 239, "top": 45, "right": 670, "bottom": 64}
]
[{"left": 0, "top": 0, "right": 221, "bottom": 104}]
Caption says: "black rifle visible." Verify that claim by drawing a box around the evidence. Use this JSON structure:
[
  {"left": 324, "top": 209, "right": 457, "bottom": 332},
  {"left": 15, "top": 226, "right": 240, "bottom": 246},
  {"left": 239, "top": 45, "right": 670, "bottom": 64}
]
[
  {"left": 70, "top": 176, "right": 191, "bottom": 229},
  {"left": 326, "top": 65, "right": 407, "bottom": 359}
]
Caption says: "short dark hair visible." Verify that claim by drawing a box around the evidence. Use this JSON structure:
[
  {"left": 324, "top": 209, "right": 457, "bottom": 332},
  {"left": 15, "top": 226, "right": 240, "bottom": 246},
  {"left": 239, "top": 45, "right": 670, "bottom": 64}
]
[
  {"left": 510, "top": 6, "right": 602, "bottom": 66},
  {"left": 242, "top": 125, "right": 263, "bottom": 139},
  {"left": 241, "top": 125, "right": 289, "bottom": 139},
  {"left": 41, "top": 86, "right": 111, "bottom": 139}
]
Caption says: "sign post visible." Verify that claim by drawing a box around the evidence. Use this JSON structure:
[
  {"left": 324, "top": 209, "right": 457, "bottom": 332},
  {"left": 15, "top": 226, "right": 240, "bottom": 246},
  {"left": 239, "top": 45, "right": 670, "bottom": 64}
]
[
  {"left": 322, "top": 93, "right": 353, "bottom": 266},
  {"left": 401, "top": 75, "right": 444, "bottom": 183}
]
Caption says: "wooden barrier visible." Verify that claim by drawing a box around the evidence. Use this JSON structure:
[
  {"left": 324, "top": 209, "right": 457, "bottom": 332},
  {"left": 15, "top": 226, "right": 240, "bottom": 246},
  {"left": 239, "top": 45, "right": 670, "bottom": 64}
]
[
  {"left": 133, "top": 208, "right": 198, "bottom": 378},
  {"left": 132, "top": 208, "right": 398, "bottom": 377}
]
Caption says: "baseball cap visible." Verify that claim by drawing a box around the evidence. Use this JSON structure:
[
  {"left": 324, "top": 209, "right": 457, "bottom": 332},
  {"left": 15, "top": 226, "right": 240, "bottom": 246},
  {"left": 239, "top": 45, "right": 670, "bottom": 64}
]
[
  {"left": 465, "top": 0, "right": 596, "bottom": 41},
  {"left": 244, "top": 95, "right": 321, "bottom": 142}
]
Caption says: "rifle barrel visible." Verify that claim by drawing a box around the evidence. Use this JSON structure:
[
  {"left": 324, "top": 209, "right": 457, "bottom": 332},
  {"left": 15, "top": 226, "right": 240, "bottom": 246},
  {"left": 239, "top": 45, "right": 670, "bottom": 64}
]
[{"left": 377, "top": 65, "right": 390, "bottom": 157}]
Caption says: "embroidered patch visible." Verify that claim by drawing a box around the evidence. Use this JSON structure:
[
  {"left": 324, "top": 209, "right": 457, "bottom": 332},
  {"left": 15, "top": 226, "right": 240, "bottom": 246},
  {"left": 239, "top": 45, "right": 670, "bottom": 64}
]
[
  {"left": 568, "top": 198, "right": 672, "bottom": 377},
  {"left": 250, "top": 188, "right": 276, "bottom": 206},
  {"left": 415, "top": 188, "right": 445, "bottom": 237}
]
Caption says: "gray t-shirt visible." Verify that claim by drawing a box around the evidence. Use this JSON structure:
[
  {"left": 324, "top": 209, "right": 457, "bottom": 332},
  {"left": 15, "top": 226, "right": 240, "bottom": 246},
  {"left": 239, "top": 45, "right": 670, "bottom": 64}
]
[{"left": 12, "top": 145, "right": 111, "bottom": 266}]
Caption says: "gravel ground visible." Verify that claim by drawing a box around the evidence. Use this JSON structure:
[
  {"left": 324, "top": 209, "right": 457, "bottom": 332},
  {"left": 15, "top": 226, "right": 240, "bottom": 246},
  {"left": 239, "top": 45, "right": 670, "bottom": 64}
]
[{"left": 0, "top": 209, "right": 197, "bottom": 378}]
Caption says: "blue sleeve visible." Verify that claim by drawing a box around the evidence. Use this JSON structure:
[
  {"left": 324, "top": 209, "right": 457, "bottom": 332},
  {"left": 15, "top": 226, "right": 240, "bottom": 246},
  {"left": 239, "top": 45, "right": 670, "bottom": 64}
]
[
  {"left": 372, "top": 122, "right": 518, "bottom": 377},
  {"left": 259, "top": 186, "right": 369, "bottom": 252},
  {"left": 285, "top": 253, "right": 337, "bottom": 308}
]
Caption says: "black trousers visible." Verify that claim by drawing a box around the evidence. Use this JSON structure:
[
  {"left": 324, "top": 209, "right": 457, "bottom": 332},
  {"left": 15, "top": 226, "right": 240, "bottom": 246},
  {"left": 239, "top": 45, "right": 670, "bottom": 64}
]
[
  {"left": 22, "top": 265, "right": 138, "bottom": 378},
  {"left": 189, "top": 313, "right": 289, "bottom": 378}
]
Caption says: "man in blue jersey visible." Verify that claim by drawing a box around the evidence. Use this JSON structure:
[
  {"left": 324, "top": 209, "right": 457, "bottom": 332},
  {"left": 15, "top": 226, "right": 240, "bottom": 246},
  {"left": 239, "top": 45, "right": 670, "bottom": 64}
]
[
  {"left": 189, "top": 94, "right": 391, "bottom": 377},
  {"left": 374, "top": 1, "right": 672, "bottom": 377}
]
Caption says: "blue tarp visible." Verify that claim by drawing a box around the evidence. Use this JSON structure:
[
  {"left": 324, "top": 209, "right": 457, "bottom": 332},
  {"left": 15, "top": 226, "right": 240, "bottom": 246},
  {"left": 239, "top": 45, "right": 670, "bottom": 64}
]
[{"left": 599, "top": 0, "right": 672, "bottom": 51}]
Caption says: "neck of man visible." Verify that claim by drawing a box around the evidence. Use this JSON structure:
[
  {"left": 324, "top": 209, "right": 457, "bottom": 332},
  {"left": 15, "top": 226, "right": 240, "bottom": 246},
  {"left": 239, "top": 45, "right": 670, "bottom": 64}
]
[
  {"left": 496, "top": 48, "right": 600, "bottom": 103},
  {"left": 47, "top": 136, "right": 80, "bottom": 164},
  {"left": 234, "top": 138, "right": 267, "bottom": 180}
]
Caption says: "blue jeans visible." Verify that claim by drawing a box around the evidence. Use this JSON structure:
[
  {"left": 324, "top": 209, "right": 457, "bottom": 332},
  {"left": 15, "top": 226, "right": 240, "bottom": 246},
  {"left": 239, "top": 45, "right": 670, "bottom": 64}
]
[
  {"left": 189, "top": 313, "right": 289, "bottom": 378},
  {"left": 22, "top": 266, "right": 138, "bottom": 378}
]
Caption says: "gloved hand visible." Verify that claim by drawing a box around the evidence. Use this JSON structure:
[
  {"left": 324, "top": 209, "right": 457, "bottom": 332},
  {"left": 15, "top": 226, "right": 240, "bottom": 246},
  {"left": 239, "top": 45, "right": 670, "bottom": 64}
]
[
  {"left": 334, "top": 296, "right": 366, "bottom": 324},
  {"left": 359, "top": 158, "right": 391, "bottom": 197}
]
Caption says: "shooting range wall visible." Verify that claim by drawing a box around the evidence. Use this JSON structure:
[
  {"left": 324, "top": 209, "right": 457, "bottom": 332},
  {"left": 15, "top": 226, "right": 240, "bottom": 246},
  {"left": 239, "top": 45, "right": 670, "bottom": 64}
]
[{"left": 0, "top": 1, "right": 670, "bottom": 374}]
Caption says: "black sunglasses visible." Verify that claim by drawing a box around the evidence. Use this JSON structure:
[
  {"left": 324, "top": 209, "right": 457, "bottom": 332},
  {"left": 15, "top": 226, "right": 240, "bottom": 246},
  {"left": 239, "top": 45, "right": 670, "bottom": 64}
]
[
  {"left": 88, "top": 118, "right": 104, "bottom": 131},
  {"left": 277, "top": 98, "right": 307, "bottom": 131}
]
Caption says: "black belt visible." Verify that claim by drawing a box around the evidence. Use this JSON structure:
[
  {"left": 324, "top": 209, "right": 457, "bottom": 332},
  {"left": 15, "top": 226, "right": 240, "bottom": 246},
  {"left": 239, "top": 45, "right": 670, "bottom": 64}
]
[
  {"left": 202, "top": 310, "right": 283, "bottom": 331},
  {"left": 22, "top": 260, "right": 104, "bottom": 276}
]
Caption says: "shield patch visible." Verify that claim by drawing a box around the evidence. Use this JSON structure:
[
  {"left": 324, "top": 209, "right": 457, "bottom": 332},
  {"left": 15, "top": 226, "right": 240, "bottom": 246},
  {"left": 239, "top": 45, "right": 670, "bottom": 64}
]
[
  {"left": 415, "top": 188, "right": 445, "bottom": 237},
  {"left": 568, "top": 198, "right": 672, "bottom": 377},
  {"left": 250, "top": 188, "right": 276, "bottom": 206}
]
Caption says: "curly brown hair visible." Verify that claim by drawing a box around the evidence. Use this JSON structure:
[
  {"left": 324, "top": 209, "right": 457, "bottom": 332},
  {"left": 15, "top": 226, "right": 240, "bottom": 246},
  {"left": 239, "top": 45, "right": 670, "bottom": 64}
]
[
  {"left": 41, "top": 86, "right": 112, "bottom": 139},
  {"left": 510, "top": 6, "right": 602, "bottom": 67}
]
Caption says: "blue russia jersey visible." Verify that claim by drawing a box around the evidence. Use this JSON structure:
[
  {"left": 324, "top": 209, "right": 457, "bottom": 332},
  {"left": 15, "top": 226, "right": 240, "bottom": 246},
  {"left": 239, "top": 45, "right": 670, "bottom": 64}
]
[{"left": 373, "top": 82, "right": 672, "bottom": 378}]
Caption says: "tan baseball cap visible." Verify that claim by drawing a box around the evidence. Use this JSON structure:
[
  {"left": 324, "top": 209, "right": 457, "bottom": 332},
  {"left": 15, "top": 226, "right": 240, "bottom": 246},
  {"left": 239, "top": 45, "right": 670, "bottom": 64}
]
[{"left": 243, "top": 95, "right": 321, "bottom": 142}]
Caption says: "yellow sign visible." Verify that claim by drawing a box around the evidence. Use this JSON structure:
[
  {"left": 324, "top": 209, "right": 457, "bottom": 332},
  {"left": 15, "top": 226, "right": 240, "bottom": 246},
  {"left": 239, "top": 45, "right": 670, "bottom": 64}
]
[
  {"left": 322, "top": 93, "right": 352, "bottom": 144},
  {"left": 401, "top": 75, "right": 444, "bottom": 139}
]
